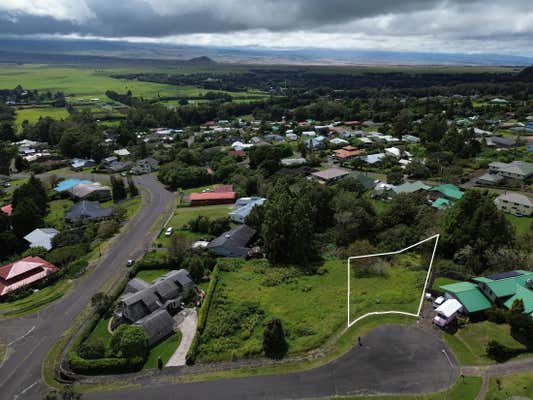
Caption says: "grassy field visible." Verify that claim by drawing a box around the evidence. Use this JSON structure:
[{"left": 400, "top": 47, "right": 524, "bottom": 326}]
[
  {"left": 486, "top": 372, "right": 533, "bottom": 400},
  {"left": 86, "top": 317, "right": 112, "bottom": 347},
  {"left": 505, "top": 214, "right": 532, "bottom": 237},
  {"left": 15, "top": 107, "right": 69, "bottom": 129},
  {"left": 0, "top": 279, "right": 71, "bottom": 319},
  {"left": 144, "top": 332, "right": 182, "bottom": 369},
  {"left": 442, "top": 321, "right": 528, "bottom": 365},
  {"left": 136, "top": 269, "right": 171, "bottom": 284},
  {"left": 432, "top": 277, "right": 460, "bottom": 291},
  {"left": 196, "top": 257, "right": 426, "bottom": 362}
]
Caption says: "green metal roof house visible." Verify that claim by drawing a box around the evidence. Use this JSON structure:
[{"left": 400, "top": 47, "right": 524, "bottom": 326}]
[
  {"left": 439, "top": 281, "right": 492, "bottom": 313},
  {"left": 503, "top": 285, "right": 533, "bottom": 314},
  {"left": 432, "top": 198, "right": 452, "bottom": 210},
  {"left": 430, "top": 184, "right": 464, "bottom": 201},
  {"left": 391, "top": 181, "right": 431, "bottom": 195}
]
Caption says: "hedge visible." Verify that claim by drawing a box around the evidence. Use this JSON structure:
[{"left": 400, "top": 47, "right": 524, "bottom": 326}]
[
  {"left": 69, "top": 352, "right": 144, "bottom": 375},
  {"left": 186, "top": 264, "right": 220, "bottom": 365},
  {"left": 130, "top": 251, "right": 170, "bottom": 276}
]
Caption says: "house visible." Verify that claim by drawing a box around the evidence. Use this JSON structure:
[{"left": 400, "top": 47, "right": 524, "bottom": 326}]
[
  {"left": 285, "top": 133, "right": 298, "bottom": 141},
  {"left": 391, "top": 181, "right": 431, "bottom": 196},
  {"left": 70, "top": 158, "right": 95, "bottom": 171},
  {"left": 130, "top": 158, "right": 159, "bottom": 175},
  {"left": 207, "top": 225, "right": 256, "bottom": 258},
  {"left": 306, "top": 136, "right": 326, "bottom": 150},
  {"left": 439, "top": 281, "right": 492, "bottom": 314},
  {"left": 0, "top": 256, "right": 59, "bottom": 297},
  {"left": 68, "top": 182, "right": 112, "bottom": 202},
  {"left": 311, "top": 167, "right": 350, "bottom": 184},
  {"left": 65, "top": 201, "right": 113, "bottom": 223},
  {"left": 117, "top": 269, "right": 194, "bottom": 324},
  {"left": 133, "top": 309, "right": 176, "bottom": 346},
  {"left": 230, "top": 197, "right": 266, "bottom": 224},
  {"left": 1, "top": 204, "right": 13, "bottom": 216},
  {"left": 54, "top": 179, "right": 93, "bottom": 193},
  {"left": 329, "top": 138, "right": 349, "bottom": 146},
  {"left": 429, "top": 184, "right": 463, "bottom": 203},
  {"left": 114, "top": 148, "right": 131, "bottom": 157},
  {"left": 402, "top": 134, "right": 420, "bottom": 143},
  {"left": 281, "top": 157, "right": 307, "bottom": 167},
  {"left": 332, "top": 146, "right": 364, "bottom": 161},
  {"left": 189, "top": 191, "right": 235, "bottom": 206},
  {"left": 476, "top": 173, "right": 504, "bottom": 186},
  {"left": 24, "top": 228, "right": 59, "bottom": 251},
  {"left": 494, "top": 192, "right": 533, "bottom": 216},
  {"left": 488, "top": 161, "right": 533, "bottom": 181},
  {"left": 362, "top": 153, "right": 386, "bottom": 165},
  {"left": 486, "top": 136, "right": 517, "bottom": 148},
  {"left": 102, "top": 156, "right": 119, "bottom": 167},
  {"left": 385, "top": 147, "right": 401, "bottom": 158}
]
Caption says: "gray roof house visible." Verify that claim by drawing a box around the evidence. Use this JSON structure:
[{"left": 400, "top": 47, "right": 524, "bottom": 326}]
[
  {"left": 207, "top": 225, "right": 256, "bottom": 258},
  {"left": 68, "top": 182, "right": 112, "bottom": 201},
  {"left": 117, "top": 269, "right": 194, "bottom": 324},
  {"left": 23, "top": 228, "right": 59, "bottom": 251},
  {"left": 65, "top": 201, "right": 113, "bottom": 223},
  {"left": 133, "top": 309, "right": 175, "bottom": 346},
  {"left": 488, "top": 161, "right": 533, "bottom": 181}
]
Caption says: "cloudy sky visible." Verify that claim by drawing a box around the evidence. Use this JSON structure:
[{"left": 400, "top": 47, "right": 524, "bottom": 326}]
[{"left": 0, "top": 0, "right": 532, "bottom": 55}]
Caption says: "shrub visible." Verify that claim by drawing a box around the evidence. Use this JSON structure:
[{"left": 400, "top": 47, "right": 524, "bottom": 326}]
[
  {"left": 486, "top": 308, "right": 508, "bottom": 324},
  {"left": 263, "top": 318, "right": 288, "bottom": 359},
  {"left": 110, "top": 324, "right": 149, "bottom": 359},
  {"left": 78, "top": 339, "right": 106, "bottom": 359},
  {"left": 47, "top": 243, "right": 89, "bottom": 267},
  {"left": 354, "top": 259, "right": 390, "bottom": 278},
  {"left": 486, "top": 340, "right": 516, "bottom": 363}
]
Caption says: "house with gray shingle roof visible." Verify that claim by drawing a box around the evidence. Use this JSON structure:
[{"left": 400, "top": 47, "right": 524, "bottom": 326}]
[
  {"left": 488, "top": 161, "right": 533, "bottom": 181},
  {"left": 494, "top": 192, "right": 533, "bottom": 216}
]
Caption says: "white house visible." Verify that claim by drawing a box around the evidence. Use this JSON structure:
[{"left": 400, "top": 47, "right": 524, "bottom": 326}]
[
  {"left": 494, "top": 192, "right": 533, "bottom": 216},
  {"left": 385, "top": 147, "right": 401, "bottom": 158},
  {"left": 24, "top": 228, "right": 59, "bottom": 251}
]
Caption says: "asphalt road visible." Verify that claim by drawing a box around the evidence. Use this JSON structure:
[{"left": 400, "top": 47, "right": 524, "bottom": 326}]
[
  {"left": 0, "top": 174, "right": 176, "bottom": 400},
  {"left": 88, "top": 325, "right": 458, "bottom": 400}
]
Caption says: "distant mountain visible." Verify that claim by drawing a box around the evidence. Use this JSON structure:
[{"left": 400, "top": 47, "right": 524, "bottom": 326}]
[{"left": 0, "top": 37, "right": 532, "bottom": 67}]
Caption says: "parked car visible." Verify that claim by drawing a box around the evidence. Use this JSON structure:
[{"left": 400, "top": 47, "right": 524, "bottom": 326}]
[
  {"left": 165, "top": 227, "right": 173, "bottom": 236},
  {"left": 127, "top": 259, "right": 135, "bottom": 267},
  {"left": 432, "top": 295, "right": 446, "bottom": 308},
  {"left": 433, "top": 299, "right": 463, "bottom": 328}
]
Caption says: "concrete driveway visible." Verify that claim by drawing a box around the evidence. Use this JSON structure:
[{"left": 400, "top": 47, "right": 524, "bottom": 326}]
[{"left": 166, "top": 308, "right": 198, "bottom": 367}]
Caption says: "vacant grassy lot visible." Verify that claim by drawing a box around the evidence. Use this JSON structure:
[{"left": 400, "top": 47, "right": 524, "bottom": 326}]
[
  {"left": 486, "top": 372, "right": 533, "bottom": 400},
  {"left": 196, "top": 257, "right": 426, "bottom": 362},
  {"left": 0, "top": 279, "right": 71, "bottom": 319},
  {"left": 442, "top": 321, "right": 527, "bottom": 365},
  {"left": 505, "top": 214, "right": 532, "bottom": 237},
  {"left": 144, "top": 332, "right": 182, "bottom": 369}
]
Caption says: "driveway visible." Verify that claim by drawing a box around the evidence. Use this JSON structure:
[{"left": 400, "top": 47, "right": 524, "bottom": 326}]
[
  {"left": 166, "top": 308, "right": 198, "bottom": 367},
  {"left": 89, "top": 324, "right": 458, "bottom": 400}
]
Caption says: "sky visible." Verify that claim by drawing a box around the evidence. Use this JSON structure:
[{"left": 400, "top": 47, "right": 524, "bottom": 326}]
[{"left": 0, "top": 0, "right": 532, "bottom": 55}]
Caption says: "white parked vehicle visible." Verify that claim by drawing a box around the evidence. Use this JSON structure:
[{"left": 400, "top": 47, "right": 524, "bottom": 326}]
[
  {"left": 433, "top": 299, "right": 463, "bottom": 328},
  {"left": 432, "top": 295, "right": 446, "bottom": 308},
  {"left": 165, "top": 227, "right": 173, "bottom": 236}
]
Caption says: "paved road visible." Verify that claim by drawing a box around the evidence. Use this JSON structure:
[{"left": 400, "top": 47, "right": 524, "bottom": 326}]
[
  {"left": 0, "top": 174, "right": 176, "bottom": 400},
  {"left": 87, "top": 325, "right": 458, "bottom": 400}
]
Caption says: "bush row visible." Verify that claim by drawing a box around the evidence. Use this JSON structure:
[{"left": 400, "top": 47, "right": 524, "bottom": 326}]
[
  {"left": 186, "top": 264, "right": 220, "bottom": 365},
  {"left": 69, "top": 352, "right": 144, "bottom": 375}
]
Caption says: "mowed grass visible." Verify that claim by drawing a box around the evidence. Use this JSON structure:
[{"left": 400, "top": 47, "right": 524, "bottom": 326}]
[
  {"left": 143, "top": 331, "right": 182, "bottom": 369},
  {"left": 505, "top": 214, "right": 532, "bottom": 237},
  {"left": 86, "top": 317, "right": 112, "bottom": 347},
  {"left": 44, "top": 199, "right": 73, "bottom": 228},
  {"left": 136, "top": 269, "right": 171, "bottom": 284},
  {"left": 336, "top": 376, "right": 482, "bottom": 400},
  {"left": 432, "top": 277, "right": 460, "bottom": 291},
  {"left": 196, "top": 258, "right": 426, "bottom": 362},
  {"left": 15, "top": 107, "right": 69, "bottom": 129},
  {"left": 0, "top": 279, "right": 71, "bottom": 319},
  {"left": 486, "top": 372, "right": 533, "bottom": 400},
  {"left": 442, "top": 321, "right": 527, "bottom": 365}
]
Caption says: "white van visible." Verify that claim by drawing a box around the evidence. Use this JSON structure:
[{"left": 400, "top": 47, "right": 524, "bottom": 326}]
[{"left": 433, "top": 299, "right": 463, "bottom": 328}]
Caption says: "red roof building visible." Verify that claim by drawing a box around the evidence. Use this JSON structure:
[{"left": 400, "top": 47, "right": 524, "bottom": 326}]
[
  {"left": 0, "top": 256, "right": 59, "bottom": 297},
  {"left": 333, "top": 146, "right": 365, "bottom": 160},
  {"left": 1, "top": 204, "right": 12, "bottom": 216},
  {"left": 189, "top": 191, "right": 236, "bottom": 206},
  {"left": 213, "top": 184, "right": 234, "bottom": 193}
]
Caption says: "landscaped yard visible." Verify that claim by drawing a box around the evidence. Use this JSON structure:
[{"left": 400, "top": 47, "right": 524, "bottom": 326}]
[
  {"left": 442, "top": 321, "right": 528, "bottom": 365},
  {"left": 44, "top": 199, "right": 74, "bottom": 228},
  {"left": 195, "top": 257, "right": 426, "bottom": 363},
  {"left": 86, "top": 317, "right": 112, "bottom": 348},
  {"left": 486, "top": 372, "right": 533, "bottom": 400},
  {"left": 143, "top": 331, "right": 182, "bottom": 369}
]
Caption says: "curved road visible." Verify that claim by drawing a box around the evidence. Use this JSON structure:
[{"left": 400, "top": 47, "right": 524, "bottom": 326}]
[{"left": 0, "top": 174, "right": 176, "bottom": 400}]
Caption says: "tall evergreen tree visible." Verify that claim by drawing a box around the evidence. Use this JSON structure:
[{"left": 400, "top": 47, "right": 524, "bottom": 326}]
[
  {"left": 12, "top": 197, "right": 43, "bottom": 237},
  {"left": 110, "top": 176, "right": 127, "bottom": 203},
  {"left": 263, "top": 318, "right": 287, "bottom": 359}
]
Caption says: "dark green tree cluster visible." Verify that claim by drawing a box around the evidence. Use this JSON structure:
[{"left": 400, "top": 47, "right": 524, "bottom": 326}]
[
  {"left": 110, "top": 175, "right": 127, "bottom": 203},
  {"left": 11, "top": 175, "right": 48, "bottom": 237},
  {"left": 263, "top": 318, "right": 287, "bottom": 359}
]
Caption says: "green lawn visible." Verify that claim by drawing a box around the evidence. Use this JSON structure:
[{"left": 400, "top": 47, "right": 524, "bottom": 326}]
[
  {"left": 86, "top": 317, "right": 112, "bottom": 348},
  {"left": 336, "top": 376, "right": 482, "bottom": 400},
  {"left": 15, "top": 107, "right": 69, "bottom": 129},
  {"left": 505, "top": 214, "right": 532, "bottom": 237},
  {"left": 432, "top": 277, "right": 460, "bottom": 291},
  {"left": 44, "top": 199, "right": 73, "bottom": 228},
  {"left": 119, "top": 196, "right": 142, "bottom": 219},
  {"left": 196, "top": 258, "right": 426, "bottom": 362},
  {"left": 0, "top": 279, "right": 71, "bottom": 319},
  {"left": 442, "top": 321, "right": 528, "bottom": 365},
  {"left": 143, "top": 331, "right": 182, "bottom": 369},
  {"left": 136, "top": 269, "right": 171, "bottom": 284},
  {"left": 370, "top": 199, "right": 391, "bottom": 215},
  {"left": 486, "top": 372, "right": 533, "bottom": 400}
]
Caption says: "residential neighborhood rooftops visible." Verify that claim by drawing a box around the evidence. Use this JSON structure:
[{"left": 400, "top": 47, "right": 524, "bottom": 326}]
[
  {"left": 392, "top": 181, "right": 431, "bottom": 194},
  {"left": 430, "top": 184, "right": 463, "bottom": 200},
  {"left": 54, "top": 179, "right": 93, "bottom": 192},
  {"left": 0, "top": 256, "right": 58, "bottom": 296},
  {"left": 311, "top": 167, "right": 350, "bottom": 182},
  {"left": 207, "top": 225, "right": 256, "bottom": 258},
  {"left": 24, "top": 228, "right": 59, "bottom": 251},
  {"left": 482, "top": 271, "right": 533, "bottom": 299},
  {"left": 65, "top": 200, "right": 113, "bottom": 222},
  {"left": 439, "top": 281, "right": 492, "bottom": 313},
  {"left": 495, "top": 192, "right": 533, "bottom": 207}
]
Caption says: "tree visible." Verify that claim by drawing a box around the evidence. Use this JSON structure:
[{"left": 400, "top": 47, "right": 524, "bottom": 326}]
[
  {"left": 127, "top": 176, "right": 139, "bottom": 197},
  {"left": 0, "top": 122, "right": 16, "bottom": 142},
  {"left": 91, "top": 292, "right": 113, "bottom": 316},
  {"left": 110, "top": 175, "right": 127, "bottom": 203},
  {"left": 508, "top": 312, "right": 533, "bottom": 350},
  {"left": 392, "top": 109, "right": 411, "bottom": 138},
  {"left": 0, "top": 141, "right": 16, "bottom": 175},
  {"left": 263, "top": 318, "right": 287, "bottom": 359},
  {"left": 110, "top": 324, "right": 149, "bottom": 359},
  {"left": 12, "top": 197, "right": 43, "bottom": 237},
  {"left": 78, "top": 339, "right": 106, "bottom": 359},
  {"left": 12, "top": 175, "right": 48, "bottom": 216},
  {"left": 386, "top": 167, "right": 404, "bottom": 186},
  {"left": 167, "top": 234, "right": 190, "bottom": 264},
  {"left": 187, "top": 255, "right": 205, "bottom": 282}
]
